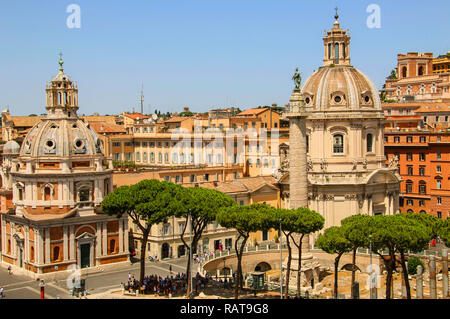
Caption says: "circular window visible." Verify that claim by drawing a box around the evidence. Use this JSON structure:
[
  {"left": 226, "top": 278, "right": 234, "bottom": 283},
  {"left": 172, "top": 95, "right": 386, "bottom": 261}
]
[
  {"left": 334, "top": 96, "right": 342, "bottom": 103},
  {"left": 75, "top": 139, "right": 84, "bottom": 148},
  {"left": 305, "top": 97, "right": 310, "bottom": 104},
  {"left": 45, "top": 139, "right": 55, "bottom": 149},
  {"left": 72, "top": 123, "right": 77, "bottom": 128},
  {"left": 364, "top": 96, "right": 370, "bottom": 103}
]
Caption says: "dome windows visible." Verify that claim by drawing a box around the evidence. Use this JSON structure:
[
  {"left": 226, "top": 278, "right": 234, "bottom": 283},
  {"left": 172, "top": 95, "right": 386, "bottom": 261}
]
[
  {"left": 361, "top": 92, "right": 373, "bottom": 106},
  {"left": 330, "top": 91, "right": 346, "bottom": 106},
  {"left": 303, "top": 93, "right": 314, "bottom": 106},
  {"left": 73, "top": 138, "right": 86, "bottom": 154}
]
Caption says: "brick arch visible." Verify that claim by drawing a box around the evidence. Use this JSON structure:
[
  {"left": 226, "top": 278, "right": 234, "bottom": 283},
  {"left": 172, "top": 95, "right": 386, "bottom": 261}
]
[{"left": 248, "top": 259, "right": 273, "bottom": 272}]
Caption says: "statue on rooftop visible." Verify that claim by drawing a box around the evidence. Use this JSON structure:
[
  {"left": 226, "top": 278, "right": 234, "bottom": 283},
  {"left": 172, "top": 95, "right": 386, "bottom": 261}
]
[{"left": 292, "top": 67, "right": 302, "bottom": 89}]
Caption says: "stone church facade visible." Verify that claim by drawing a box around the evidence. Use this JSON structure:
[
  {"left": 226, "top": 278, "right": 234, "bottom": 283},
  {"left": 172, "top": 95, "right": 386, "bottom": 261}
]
[
  {"left": 277, "top": 14, "right": 402, "bottom": 247},
  {"left": 0, "top": 58, "right": 129, "bottom": 275}
]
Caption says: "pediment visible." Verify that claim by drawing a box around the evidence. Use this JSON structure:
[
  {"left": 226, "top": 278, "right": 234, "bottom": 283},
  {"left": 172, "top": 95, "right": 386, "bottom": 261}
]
[{"left": 76, "top": 231, "right": 96, "bottom": 240}]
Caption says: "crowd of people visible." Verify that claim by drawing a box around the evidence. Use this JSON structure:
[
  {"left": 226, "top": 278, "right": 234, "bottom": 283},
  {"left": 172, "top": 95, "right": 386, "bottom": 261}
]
[{"left": 121, "top": 270, "right": 233, "bottom": 297}]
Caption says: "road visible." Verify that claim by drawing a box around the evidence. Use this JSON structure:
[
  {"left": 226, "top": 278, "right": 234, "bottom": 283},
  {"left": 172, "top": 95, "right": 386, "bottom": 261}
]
[{"left": 0, "top": 256, "right": 191, "bottom": 299}]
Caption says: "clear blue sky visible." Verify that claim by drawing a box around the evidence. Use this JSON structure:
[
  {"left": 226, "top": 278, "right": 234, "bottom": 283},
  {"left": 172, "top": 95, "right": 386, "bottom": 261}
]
[{"left": 0, "top": 0, "right": 449, "bottom": 116}]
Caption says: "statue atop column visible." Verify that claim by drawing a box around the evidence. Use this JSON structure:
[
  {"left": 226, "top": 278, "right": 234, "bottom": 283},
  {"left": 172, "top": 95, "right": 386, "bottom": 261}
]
[{"left": 292, "top": 67, "right": 302, "bottom": 89}]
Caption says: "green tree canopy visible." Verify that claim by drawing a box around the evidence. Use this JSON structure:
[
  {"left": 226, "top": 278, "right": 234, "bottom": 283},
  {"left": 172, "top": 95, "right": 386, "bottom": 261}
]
[
  {"left": 276, "top": 207, "right": 324, "bottom": 296},
  {"left": 101, "top": 179, "right": 183, "bottom": 282},
  {"left": 316, "top": 226, "right": 352, "bottom": 298},
  {"left": 217, "top": 203, "right": 275, "bottom": 299},
  {"left": 438, "top": 218, "right": 450, "bottom": 246},
  {"left": 174, "top": 186, "right": 236, "bottom": 297}
]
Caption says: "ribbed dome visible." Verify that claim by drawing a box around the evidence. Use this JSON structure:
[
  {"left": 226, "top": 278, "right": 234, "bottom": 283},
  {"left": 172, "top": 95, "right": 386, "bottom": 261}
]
[
  {"left": 20, "top": 118, "right": 103, "bottom": 157},
  {"left": 300, "top": 65, "right": 381, "bottom": 111},
  {"left": 3, "top": 140, "right": 20, "bottom": 154}
]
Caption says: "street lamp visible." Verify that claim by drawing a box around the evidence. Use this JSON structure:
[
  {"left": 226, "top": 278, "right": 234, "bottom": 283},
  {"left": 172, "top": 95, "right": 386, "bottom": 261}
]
[
  {"left": 279, "top": 218, "right": 283, "bottom": 299},
  {"left": 39, "top": 279, "right": 46, "bottom": 299}
]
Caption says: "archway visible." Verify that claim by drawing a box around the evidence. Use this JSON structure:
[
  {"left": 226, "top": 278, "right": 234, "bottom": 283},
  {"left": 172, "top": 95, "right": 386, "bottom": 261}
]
[
  {"left": 341, "top": 263, "right": 362, "bottom": 272},
  {"left": 162, "top": 243, "right": 170, "bottom": 259},
  {"left": 254, "top": 262, "right": 272, "bottom": 272}
]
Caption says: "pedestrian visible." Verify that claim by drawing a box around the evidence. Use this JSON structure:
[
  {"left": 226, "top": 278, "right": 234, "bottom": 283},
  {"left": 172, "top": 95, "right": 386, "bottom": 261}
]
[
  {"left": 128, "top": 272, "right": 131, "bottom": 281},
  {"left": 7, "top": 266, "right": 12, "bottom": 275},
  {"left": 0, "top": 287, "right": 4, "bottom": 298},
  {"left": 169, "top": 264, "right": 172, "bottom": 275}
]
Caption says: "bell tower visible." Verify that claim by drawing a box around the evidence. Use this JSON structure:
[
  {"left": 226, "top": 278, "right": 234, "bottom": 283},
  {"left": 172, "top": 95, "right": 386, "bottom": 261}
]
[
  {"left": 323, "top": 8, "right": 351, "bottom": 66},
  {"left": 45, "top": 53, "right": 79, "bottom": 119}
]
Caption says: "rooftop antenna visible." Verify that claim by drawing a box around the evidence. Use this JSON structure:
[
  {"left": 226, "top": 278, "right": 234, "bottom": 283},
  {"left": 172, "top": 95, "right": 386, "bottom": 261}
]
[{"left": 140, "top": 83, "right": 144, "bottom": 114}]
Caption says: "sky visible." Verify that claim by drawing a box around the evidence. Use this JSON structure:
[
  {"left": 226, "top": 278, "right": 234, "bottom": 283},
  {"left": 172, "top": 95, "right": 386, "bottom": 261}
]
[{"left": 0, "top": 0, "right": 449, "bottom": 116}]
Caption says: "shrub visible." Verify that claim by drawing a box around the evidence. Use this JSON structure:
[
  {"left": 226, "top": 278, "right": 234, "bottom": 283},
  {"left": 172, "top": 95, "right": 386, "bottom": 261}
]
[{"left": 407, "top": 256, "right": 425, "bottom": 275}]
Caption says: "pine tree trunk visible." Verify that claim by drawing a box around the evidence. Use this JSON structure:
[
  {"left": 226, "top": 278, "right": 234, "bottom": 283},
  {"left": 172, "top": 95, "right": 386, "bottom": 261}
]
[
  {"left": 334, "top": 254, "right": 342, "bottom": 299},
  {"left": 296, "top": 234, "right": 304, "bottom": 296},
  {"left": 139, "top": 229, "right": 150, "bottom": 284},
  {"left": 351, "top": 247, "right": 356, "bottom": 299},
  {"left": 285, "top": 235, "right": 292, "bottom": 298}
]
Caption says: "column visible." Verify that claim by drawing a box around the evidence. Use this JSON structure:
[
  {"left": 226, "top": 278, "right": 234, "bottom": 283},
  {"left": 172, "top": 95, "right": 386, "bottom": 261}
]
[
  {"left": 96, "top": 222, "right": 102, "bottom": 258},
  {"left": 119, "top": 218, "right": 124, "bottom": 253},
  {"left": 11, "top": 222, "right": 15, "bottom": 259},
  {"left": 1, "top": 216, "right": 5, "bottom": 252},
  {"left": 429, "top": 255, "right": 437, "bottom": 299},
  {"left": 63, "top": 226, "right": 68, "bottom": 261},
  {"left": 442, "top": 248, "right": 449, "bottom": 298},
  {"left": 102, "top": 222, "right": 107, "bottom": 256},
  {"left": 69, "top": 225, "right": 75, "bottom": 260},
  {"left": 24, "top": 226, "right": 29, "bottom": 262},
  {"left": 45, "top": 228, "right": 50, "bottom": 264},
  {"left": 124, "top": 218, "right": 129, "bottom": 253},
  {"left": 37, "top": 228, "right": 44, "bottom": 265},
  {"left": 416, "top": 265, "right": 423, "bottom": 299}
]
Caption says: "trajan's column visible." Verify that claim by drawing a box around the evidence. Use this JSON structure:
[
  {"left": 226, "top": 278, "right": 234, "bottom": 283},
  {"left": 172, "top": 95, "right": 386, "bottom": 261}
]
[{"left": 283, "top": 69, "right": 321, "bottom": 289}]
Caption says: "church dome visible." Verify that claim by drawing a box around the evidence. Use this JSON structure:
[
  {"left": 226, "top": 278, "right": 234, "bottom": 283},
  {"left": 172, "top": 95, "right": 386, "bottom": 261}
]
[
  {"left": 299, "top": 12, "right": 381, "bottom": 112},
  {"left": 3, "top": 140, "right": 21, "bottom": 154},
  {"left": 20, "top": 118, "right": 103, "bottom": 157},
  {"left": 301, "top": 65, "right": 381, "bottom": 111}
]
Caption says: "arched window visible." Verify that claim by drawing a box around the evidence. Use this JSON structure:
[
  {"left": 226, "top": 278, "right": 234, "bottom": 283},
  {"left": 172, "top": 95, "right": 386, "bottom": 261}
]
[
  {"left": 342, "top": 43, "right": 346, "bottom": 58},
  {"left": 366, "top": 133, "right": 373, "bottom": 152},
  {"left": 78, "top": 187, "right": 90, "bottom": 202},
  {"left": 64, "top": 92, "right": 68, "bottom": 104},
  {"left": 16, "top": 183, "right": 24, "bottom": 201},
  {"left": 333, "top": 134, "right": 344, "bottom": 153},
  {"left": 109, "top": 239, "right": 116, "bottom": 254},
  {"left": 334, "top": 43, "right": 339, "bottom": 63},
  {"left": 306, "top": 135, "right": 309, "bottom": 153},
  {"left": 402, "top": 66, "right": 407, "bottom": 78},
  {"left": 7, "top": 240, "right": 11, "bottom": 254},
  {"left": 44, "top": 186, "right": 51, "bottom": 201},
  {"left": 53, "top": 246, "right": 60, "bottom": 261},
  {"left": 328, "top": 43, "right": 332, "bottom": 60},
  {"left": 58, "top": 92, "right": 62, "bottom": 105},
  {"left": 418, "top": 66, "right": 424, "bottom": 76},
  {"left": 419, "top": 210, "right": 426, "bottom": 214},
  {"left": 407, "top": 209, "right": 414, "bottom": 213}
]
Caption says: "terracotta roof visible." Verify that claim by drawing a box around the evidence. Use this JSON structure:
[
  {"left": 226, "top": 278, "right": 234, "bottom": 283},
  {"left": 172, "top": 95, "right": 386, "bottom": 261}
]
[
  {"left": 123, "top": 113, "right": 149, "bottom": 120},
  {"left": 196, "top": 182, "right": 247, "bottom": 193},
  {"left": 415, "top": 104, "right": 450, "bottom": 113},
  {"left": 237, "top": 108, "right": 269, "bottom": 116},
  {"left": 89, "top": 122, "right": 126, "bottom": 134},
  {"left": 164, "top": 116, "right": 192, "bottom": 123},
  {"left": 3, "top": 115, "right": 43, "bottom": 127},
  {"left": 230, "top": 176, "right": 278, "bottom": 192}
]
